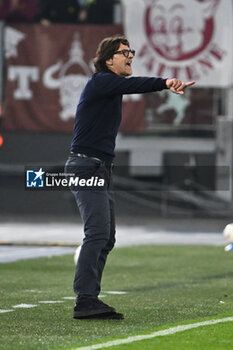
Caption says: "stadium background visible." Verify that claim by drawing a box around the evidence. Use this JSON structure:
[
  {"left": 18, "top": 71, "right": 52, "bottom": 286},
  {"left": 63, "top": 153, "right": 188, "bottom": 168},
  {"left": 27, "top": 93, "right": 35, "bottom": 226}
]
[
  {"left": 1, "top": 3, "right": 233, "bottom": 349},
  {"left": 0, "top": 0, "right": 233, "bottom": 220}
]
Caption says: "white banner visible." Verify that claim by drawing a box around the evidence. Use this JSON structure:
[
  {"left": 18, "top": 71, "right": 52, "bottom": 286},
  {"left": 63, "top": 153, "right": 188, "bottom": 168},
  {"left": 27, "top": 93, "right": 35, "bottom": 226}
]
[{"left": 122, "top": 0, "right": 233, "bottom": 87}]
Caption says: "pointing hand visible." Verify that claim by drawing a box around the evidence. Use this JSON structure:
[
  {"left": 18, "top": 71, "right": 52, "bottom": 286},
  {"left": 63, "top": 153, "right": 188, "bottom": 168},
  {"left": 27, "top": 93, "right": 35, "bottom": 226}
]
[{"left": 166, "top": 78, "right": 196, "bottom": 95}]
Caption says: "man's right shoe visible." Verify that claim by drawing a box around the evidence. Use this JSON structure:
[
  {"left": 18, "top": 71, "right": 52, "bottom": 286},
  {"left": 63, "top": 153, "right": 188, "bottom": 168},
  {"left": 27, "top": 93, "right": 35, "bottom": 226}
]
[{"left": 73, "top": 298, "right": 117, "bottom": 319}]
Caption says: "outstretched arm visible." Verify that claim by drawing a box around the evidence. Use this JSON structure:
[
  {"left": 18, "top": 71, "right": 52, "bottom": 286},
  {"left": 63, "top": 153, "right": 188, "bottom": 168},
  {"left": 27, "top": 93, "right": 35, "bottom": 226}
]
[{"left": 166, "top": 78, "right": 195, "bottom": 95}]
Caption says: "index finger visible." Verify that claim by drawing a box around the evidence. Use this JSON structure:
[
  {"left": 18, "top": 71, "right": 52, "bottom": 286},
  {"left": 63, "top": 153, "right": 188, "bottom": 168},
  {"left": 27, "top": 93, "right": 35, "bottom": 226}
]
[{"left": 185, "top": 81, "right": 196, "bottom": 87}]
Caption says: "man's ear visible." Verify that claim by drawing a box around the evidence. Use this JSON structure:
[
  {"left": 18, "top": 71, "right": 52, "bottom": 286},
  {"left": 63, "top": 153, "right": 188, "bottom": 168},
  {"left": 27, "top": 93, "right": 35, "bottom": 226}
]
[{"left": 106, "top": 58, "right": 113, "bottom": 68}]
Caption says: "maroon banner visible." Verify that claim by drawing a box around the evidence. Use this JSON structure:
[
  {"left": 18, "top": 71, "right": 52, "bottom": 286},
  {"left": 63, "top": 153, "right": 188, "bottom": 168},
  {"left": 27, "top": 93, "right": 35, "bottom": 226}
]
[{"left": 3, "top": 24, "right": 146, "bottom": 133}]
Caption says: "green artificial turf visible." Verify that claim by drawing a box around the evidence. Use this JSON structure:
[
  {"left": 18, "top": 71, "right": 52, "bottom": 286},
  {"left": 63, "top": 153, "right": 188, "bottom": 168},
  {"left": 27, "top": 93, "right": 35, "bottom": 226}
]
[
  {"left": 96, "top": 316, "right": 233, "bottom": 350},
  {"left": 0, "top": 245, "right": 233, "bottom": 350}
]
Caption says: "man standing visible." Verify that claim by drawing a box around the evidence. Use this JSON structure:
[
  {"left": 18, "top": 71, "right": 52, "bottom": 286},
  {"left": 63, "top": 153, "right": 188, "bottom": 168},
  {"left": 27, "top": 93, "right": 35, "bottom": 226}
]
[{"left": 65, "top": 35, "right": 195, "bottom": 320}]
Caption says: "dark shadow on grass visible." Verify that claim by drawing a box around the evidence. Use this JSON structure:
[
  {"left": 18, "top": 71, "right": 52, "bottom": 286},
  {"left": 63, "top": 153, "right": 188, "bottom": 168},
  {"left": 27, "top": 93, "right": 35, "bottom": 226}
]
[{"left": 126, "top": 272, "right": 233, "bottom": 293}]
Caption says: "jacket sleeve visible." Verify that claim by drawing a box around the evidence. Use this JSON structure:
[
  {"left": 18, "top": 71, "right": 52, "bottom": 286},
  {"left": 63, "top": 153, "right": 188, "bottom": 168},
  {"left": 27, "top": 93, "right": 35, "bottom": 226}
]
[{"left": 93, "top": 72, "right": 168, "bottom": 96}]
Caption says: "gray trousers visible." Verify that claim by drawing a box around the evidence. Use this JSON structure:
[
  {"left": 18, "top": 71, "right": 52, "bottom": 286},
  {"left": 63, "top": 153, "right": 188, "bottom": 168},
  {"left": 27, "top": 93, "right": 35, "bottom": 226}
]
[{"left": 65, "top": 155, "right": 116, "bottom": 300}]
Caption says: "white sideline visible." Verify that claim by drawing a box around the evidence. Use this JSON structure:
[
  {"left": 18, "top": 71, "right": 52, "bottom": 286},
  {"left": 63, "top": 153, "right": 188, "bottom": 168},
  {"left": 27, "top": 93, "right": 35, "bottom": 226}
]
[{"left": 72, "top": 316, "right": 233, "bottom": 350}]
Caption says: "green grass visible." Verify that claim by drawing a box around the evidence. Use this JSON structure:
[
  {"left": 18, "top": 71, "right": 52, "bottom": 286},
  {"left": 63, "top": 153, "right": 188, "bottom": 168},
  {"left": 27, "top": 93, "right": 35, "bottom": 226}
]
[
  {"left": 0, "top": 246, "right": 233, "bottom": 350},
  {"left": 99, "top": 318, "right": 233, "bottom": 350}
]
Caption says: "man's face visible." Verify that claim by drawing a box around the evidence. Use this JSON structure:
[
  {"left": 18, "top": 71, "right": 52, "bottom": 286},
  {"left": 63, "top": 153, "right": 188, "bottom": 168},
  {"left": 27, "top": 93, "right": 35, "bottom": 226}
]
[{"left": 106, "top": 43, "right": 134, "bottom": 77}]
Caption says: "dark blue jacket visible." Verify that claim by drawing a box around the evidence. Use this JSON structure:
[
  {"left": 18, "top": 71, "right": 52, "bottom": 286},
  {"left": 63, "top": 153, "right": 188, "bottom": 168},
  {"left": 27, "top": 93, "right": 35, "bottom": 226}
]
[{"left": 71, "top": 69, "right": 168, "bottom": 161}]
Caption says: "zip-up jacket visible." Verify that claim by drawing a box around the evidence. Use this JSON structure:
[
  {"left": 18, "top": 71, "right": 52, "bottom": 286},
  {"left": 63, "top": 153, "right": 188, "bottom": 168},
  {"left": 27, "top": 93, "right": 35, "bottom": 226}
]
[{"left": 71, "top": 69, "right": 168, "bottom": 161}]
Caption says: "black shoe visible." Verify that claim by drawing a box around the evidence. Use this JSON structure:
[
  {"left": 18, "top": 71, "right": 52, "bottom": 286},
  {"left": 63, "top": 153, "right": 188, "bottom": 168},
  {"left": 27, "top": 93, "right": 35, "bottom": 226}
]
[
  {"left": 73, "top": 298, "right": 116, "bottom": 319},
  {"left": 77, "top": 312, "right": 124, "bottom": 320}
]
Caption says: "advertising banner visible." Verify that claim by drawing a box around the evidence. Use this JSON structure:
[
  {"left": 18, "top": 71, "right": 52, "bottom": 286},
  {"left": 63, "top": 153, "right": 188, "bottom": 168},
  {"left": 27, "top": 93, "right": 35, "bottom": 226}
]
[
  {"left": 122, "top": 0, "right": 233, "bottom": 87},
  {"left": 3, "top": 24, "right": 146, "bottom": 132}
]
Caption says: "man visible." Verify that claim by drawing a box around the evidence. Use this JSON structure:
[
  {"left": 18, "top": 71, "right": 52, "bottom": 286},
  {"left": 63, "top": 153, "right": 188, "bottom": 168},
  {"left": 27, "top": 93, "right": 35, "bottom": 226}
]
[{"left": 65, "top": 35, "right": 195, "bottom": 320}]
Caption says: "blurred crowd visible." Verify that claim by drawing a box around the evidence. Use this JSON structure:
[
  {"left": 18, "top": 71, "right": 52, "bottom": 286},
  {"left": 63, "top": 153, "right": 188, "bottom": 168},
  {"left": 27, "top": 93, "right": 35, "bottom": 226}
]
[{"left": 0, "top": 0, "right": 121, "bottom": 25}]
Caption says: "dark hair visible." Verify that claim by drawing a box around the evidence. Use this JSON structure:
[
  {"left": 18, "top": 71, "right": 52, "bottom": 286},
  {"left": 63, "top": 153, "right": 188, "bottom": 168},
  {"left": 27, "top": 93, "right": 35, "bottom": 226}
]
[{"left": 93, "top": 35, "right": 130, "bottom": 72}]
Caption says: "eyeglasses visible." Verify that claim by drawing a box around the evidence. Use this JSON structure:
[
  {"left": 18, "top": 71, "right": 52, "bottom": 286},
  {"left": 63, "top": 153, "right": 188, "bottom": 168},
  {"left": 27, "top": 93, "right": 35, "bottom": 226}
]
[{"left": 114, "top": 49, "right": 136, "bottom": 58}]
